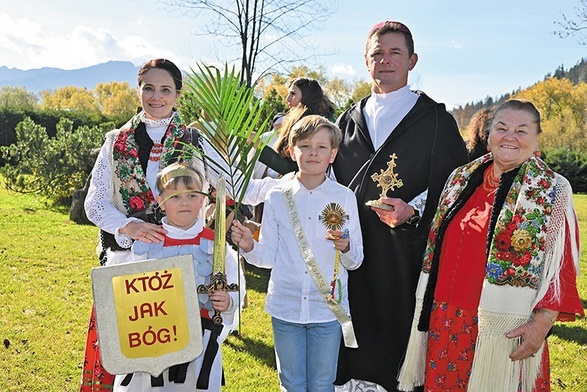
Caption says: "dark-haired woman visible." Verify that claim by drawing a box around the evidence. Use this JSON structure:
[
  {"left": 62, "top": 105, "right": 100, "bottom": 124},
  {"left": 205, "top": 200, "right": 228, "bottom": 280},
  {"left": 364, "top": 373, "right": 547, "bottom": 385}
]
[
  {"left": 80, "top": 58, "right": 205, "bottom": 391},
  {"left": 258, "top": 77, "right": 336, "bottom": 176}
]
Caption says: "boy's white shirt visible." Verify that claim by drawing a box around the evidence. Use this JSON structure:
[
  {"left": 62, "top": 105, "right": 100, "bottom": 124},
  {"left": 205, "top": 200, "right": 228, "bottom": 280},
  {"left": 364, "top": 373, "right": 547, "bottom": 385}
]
[{"left": 241, "top": 175, "right": 364, "bottom": 324}]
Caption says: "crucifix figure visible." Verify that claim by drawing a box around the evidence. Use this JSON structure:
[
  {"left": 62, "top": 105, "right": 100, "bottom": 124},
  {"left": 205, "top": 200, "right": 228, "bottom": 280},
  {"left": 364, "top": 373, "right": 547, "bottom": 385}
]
[{"left": 365, "top": 153, "right": 403, "bottom": 211}]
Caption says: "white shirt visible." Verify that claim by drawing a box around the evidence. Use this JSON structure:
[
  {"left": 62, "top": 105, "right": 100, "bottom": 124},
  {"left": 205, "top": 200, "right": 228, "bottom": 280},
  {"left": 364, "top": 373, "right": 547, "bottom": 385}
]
[
  {"left": 363, "top": 84, "right": 419, "bottom": 150},
  {"left": 242, "top": 176, "right": 364, "bottom": 324}
]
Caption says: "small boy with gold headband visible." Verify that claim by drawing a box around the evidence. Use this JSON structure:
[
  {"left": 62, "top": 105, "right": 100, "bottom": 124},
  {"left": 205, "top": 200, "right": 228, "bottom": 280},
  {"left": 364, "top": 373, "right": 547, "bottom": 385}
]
[{"left": 112, "top": 162, "right": 244, "bottom": 392}]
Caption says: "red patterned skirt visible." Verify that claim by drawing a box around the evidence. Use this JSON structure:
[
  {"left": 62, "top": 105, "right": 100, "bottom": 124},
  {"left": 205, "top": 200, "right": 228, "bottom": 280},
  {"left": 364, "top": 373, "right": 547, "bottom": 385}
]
[
  {"left": 80, "top": 305, "right": 115, "bottom": 392},
  {"left": 423, "top": 301, "right": 550, "bottom": 391}
]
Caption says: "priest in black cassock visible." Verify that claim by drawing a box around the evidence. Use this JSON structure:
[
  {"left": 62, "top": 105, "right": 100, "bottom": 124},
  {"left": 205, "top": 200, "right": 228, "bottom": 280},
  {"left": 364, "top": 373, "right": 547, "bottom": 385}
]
[{"left": 332, "top": 21, "right": 469, "bottom": 392}]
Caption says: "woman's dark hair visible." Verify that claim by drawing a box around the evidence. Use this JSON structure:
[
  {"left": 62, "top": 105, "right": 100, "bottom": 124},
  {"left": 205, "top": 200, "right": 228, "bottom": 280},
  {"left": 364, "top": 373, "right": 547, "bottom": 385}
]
[
  {"left": 137, "top": 58, "right": 183, "bottom": 91},
  {"left": 289, "top": 77, "right": 335, "bottom": 120},
  {"left": 466, "top": 108, "right": 493, "bottom": 160},
  {"left": 273, "top": 106, "right": 311, "bottom": 159}
]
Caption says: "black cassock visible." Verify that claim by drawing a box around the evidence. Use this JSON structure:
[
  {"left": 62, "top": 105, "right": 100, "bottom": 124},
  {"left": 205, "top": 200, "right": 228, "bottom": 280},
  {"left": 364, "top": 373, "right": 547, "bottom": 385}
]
[{"left": 333, "top": 92, "right": 469, "bottom": 391}]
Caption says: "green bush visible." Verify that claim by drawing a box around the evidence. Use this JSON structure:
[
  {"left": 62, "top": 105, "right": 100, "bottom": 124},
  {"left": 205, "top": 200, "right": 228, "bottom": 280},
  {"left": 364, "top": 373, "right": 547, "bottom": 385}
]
[
  {"left": 0, "top": 107, "right": 122, "bottom": 165},
  {"left": 542, "top": 148, "right": 587, "bottom": 193},
  {"left": 0, "top": 117, "right": 107, "bottom": 205}
]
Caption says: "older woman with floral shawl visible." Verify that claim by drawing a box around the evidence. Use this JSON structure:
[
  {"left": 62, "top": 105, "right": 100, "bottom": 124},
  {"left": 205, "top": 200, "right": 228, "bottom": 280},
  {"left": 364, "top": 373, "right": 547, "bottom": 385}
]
[{"left": 398, "top": 99, "right": 584, "bottom": 392}]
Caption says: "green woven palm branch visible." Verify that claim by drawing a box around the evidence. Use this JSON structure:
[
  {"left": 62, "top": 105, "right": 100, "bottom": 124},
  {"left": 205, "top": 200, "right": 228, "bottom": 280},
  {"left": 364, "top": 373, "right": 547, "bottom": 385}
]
[{"left": 181, "top": 63, "right": 272, "bottom": 210}]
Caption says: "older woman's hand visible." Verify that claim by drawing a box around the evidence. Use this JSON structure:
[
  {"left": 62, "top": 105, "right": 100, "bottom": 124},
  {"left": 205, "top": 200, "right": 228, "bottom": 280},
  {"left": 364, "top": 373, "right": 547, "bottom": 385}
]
[
  {"left": 370, "top": 197, "right": 414, "bottom": 228},
  {"left": 506, "top": 308, "right": 558, "bottom": 361},
  {"left": 120, "top": 220, "right": 166, "bottom": 243}
]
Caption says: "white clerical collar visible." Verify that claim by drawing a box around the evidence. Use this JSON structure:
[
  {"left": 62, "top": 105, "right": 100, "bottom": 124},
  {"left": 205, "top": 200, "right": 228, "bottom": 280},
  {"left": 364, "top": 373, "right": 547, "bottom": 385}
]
[
  {"left": 161, "top": 217, "right": 203, "bottom": 239},
  {"left": 363, "top": 85, "right": 419, "bottom": 150},
  {"left": 369, "top": 84, "right": 414, "bottom": 106}
]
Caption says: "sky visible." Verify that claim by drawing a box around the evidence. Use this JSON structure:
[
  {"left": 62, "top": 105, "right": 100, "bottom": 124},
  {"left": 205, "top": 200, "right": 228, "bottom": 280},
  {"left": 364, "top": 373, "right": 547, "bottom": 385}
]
[{"left": 1, "top": 0, "right": 586, "bottom": 108}]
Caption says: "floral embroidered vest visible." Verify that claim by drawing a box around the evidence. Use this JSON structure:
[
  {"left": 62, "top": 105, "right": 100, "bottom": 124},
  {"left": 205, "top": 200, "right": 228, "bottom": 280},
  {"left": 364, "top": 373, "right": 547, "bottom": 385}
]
[{"left": 106, "top": 110, "right": 199, "bottom": 216}]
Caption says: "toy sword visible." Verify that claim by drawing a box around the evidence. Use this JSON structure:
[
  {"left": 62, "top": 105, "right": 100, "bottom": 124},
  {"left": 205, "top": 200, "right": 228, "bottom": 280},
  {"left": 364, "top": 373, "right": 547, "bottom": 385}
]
[{"left": 197, "top": 174, "right": 239, "bottom": 325}]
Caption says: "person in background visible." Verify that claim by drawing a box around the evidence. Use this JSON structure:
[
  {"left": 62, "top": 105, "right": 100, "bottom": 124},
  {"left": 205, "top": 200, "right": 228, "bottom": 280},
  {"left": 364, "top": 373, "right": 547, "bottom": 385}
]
[
  {"left": 257, "top": 77, "right": 336, "bottom": 176},
  {"left": 231, "top": 115, "right": 364, "bottom": 391},
  {"left": 285, "top": 77, "right": 336, "bottom": 121},
  {"left": 466, "top": 107, "right": 493, "bottom": 161},
  {"left": 112, "top": 162, "right": 243, "bottom": 392},
  {"left": 81, "top": 58, "right": 204, "bottom": 392},
  {"left": 332, "top": 21, "right": 469, "bottom": 392},
  {"left": 398, "top": 99, "right": 584, "bottom": 392}
]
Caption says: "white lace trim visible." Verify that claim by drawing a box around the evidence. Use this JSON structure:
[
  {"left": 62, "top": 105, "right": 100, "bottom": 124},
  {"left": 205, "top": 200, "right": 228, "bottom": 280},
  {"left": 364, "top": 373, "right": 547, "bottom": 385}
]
[{"left": 140, "top": 111, "right": 173, "bottom": 128}]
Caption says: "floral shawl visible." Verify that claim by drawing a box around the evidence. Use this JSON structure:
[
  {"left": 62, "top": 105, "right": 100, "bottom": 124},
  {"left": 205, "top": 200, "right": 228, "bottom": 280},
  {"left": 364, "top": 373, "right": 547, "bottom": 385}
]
[
  {"left": 105, "top": 110, "right": 198, "bottom": 216},
  {"left": 398, "top": 154, "right": 579, "bottom": 392}
]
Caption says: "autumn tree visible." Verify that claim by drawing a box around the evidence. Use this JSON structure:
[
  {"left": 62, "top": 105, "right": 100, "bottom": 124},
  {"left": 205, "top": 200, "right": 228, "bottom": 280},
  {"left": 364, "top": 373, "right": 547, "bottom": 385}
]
[
  {"left": 95, "top": 82, "right": 140, "bottom": 118},
  {"left": 160, "top": 0, "right": 336, "bottom": 87},
  {"left": 516, "top": 78, "right": 587, "bottom": 152},
  {"left": 41, "top": 86, "right": 100, "bottom": 113},
  {"left": 0, "top": 86, "right": 39, "bottom": 110}
]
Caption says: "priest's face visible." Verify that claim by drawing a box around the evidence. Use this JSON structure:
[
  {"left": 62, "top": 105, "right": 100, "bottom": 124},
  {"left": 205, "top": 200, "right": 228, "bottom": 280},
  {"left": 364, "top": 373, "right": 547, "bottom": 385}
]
[{"left": 365, "top": 32, "right": 418, "bottom": 94}]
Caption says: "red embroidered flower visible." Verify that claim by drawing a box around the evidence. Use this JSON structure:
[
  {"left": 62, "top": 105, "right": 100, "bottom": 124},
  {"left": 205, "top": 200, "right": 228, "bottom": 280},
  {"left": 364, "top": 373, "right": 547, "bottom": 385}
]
[
  {"left": 518, "top": 251, "right": 532, "bottom": 267},
  {"left": 494, "top": 231, "right": 512, "bottom": 251},
  {"left": 113, "top": 140, "right": 126, "bottom": 154},
  {"left": 129, "top": 195, "right": 145, "bottom": 211}
]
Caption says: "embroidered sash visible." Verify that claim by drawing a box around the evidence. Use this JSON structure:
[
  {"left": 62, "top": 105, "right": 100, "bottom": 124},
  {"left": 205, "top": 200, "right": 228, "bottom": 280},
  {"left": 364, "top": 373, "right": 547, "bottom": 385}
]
[{"left": 282, "top": 186, "right": 358, "bottom": 348}]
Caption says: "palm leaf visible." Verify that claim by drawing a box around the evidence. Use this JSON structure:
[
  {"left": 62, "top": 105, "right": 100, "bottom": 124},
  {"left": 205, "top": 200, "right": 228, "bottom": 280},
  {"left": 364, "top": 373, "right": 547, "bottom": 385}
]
[{"left": 181, "top": 62, "right": 272, "bottom": 211}]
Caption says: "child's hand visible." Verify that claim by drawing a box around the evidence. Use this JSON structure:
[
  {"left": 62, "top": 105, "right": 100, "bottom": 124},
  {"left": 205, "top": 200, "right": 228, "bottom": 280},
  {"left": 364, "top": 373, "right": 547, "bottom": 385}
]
[
  {"left": 209, "top": 290, "right": 231, "bottom": 312},
  {"left": 231, "top": 220, "right": 254, "bottom": 252},
  {"left": 326, "top": 229, "right": 351, "bottom": 253}
]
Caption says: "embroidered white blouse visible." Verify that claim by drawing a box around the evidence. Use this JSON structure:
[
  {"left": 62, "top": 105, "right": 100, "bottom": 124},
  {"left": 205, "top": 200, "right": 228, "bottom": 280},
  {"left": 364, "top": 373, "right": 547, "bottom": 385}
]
[{"left": 241, "top": 176, "right": 364, "bottom": 324}]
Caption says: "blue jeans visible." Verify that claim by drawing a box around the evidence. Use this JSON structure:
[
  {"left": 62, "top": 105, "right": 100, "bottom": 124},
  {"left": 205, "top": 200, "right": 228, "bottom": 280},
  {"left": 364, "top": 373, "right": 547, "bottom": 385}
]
[{"left": 272, "top": 317, "right": 342, "bottom": 392}]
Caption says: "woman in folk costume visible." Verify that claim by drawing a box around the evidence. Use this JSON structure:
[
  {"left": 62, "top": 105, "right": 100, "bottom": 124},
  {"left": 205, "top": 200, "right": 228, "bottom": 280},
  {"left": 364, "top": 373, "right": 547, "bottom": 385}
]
[
  {"left": 398, "top": 99, "right": 584, "bottom": 392},
  {"left": 81, "top": 58, "right": 206, "bottom": 391}
]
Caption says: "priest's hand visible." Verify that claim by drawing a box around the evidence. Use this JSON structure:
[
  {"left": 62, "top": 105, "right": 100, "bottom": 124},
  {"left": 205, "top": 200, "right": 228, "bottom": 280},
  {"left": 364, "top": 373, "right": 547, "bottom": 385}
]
[{"left": 370, "top": 197, "right": 413, "bottom": 228}]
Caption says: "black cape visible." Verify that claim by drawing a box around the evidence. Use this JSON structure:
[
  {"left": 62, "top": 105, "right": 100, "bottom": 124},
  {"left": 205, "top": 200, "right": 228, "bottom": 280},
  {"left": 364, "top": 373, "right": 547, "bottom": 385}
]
[{"left": 333, "top": 92, "right": 469, "bottom": 391}]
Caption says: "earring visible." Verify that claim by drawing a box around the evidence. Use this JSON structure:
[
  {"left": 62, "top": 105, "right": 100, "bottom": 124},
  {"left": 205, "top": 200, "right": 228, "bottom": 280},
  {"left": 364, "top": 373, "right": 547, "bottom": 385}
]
[
  {"left": 486, "top": 145, "right": 491, "bottom": 152},
  {"left": 534, "top": 149, "right": 541, "bottom": 157}
]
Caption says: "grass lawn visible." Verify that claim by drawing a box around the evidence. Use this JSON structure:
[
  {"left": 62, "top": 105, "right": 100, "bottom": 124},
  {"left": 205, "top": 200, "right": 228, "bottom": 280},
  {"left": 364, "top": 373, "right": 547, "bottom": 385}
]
[{"left": 0, "top": 187, "right": 585, "bottom": 391}]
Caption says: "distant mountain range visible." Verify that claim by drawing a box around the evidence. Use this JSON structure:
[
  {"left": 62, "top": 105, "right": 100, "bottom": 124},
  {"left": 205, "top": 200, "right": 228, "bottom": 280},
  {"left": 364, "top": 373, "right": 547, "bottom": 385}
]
[{"left": 0, "top": 61, "right": 141, "bottom": 92}]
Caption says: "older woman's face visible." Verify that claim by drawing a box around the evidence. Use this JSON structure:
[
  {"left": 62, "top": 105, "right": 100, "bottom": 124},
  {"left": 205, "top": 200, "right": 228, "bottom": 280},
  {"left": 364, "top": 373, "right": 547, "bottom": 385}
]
[
  {"left": 138, "top": 68, "right": 180, "bottom": 120},
  {"left": 286, "top": 85, "right": 302, "bottom": 108},
  {"left": 488, "top": 108, "right": 539, "bottom": 174}
]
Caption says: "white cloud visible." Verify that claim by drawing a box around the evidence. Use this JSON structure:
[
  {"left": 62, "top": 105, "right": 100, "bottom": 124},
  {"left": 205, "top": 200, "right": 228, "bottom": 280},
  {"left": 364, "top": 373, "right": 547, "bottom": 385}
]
[
  {"left": 329, "top": 63, "right": 356, "bottom": 77},
  {"left": 0, "top": 11, "right": 178, "bottom": 70},
  {"left": 451, "top": 40, "right": 463, "bottom": 49}
]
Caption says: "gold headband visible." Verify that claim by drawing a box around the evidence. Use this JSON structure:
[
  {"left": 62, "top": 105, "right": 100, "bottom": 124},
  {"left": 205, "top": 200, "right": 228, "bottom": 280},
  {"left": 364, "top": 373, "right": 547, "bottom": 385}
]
[{"left": 159, "top": 166, "right": 202, "bottom": 187}]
